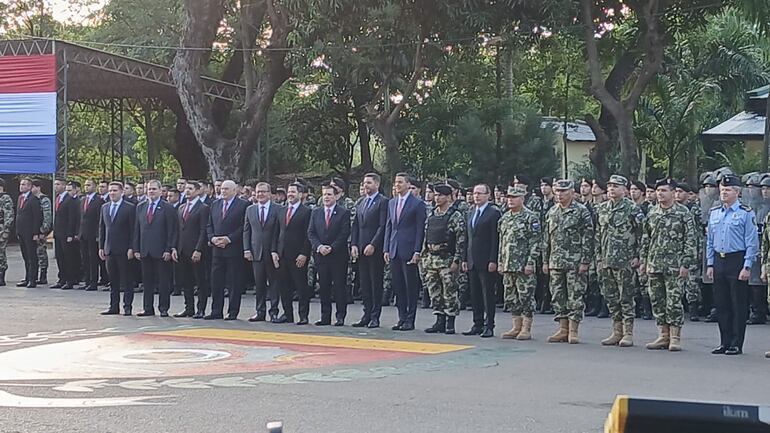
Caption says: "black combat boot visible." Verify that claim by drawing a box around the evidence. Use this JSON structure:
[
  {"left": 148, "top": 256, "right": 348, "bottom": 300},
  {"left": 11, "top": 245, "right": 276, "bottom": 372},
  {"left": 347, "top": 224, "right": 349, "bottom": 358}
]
[
  {"left": 641, "top": 296, "right": 653, "bottom": 320},
  {"left": 36, "top": 267, "right": 47, "bottom": 285},
  {"left": 585, "top": 295, "right": 600, "bottom": 317},
  {"left": 424, "top": 314, "right": 446, "bottom": 334},
  {"left": 596, "top": 297, "right": 610, "bottom": 318},
  {"left": 688, "top": 303, "right": 700, "bottom": 322},
  {"left": 445, "top": 316, "right": 456, "bottom": 334},
  {"left": 0, "top": 270, "right": 5, "bottom": 287}
]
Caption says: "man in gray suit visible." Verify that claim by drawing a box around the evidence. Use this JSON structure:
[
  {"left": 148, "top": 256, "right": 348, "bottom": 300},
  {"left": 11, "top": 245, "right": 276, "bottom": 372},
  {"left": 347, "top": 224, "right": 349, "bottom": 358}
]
[{"left": 244, "top": 182, "right": 282, "bottom": 322}]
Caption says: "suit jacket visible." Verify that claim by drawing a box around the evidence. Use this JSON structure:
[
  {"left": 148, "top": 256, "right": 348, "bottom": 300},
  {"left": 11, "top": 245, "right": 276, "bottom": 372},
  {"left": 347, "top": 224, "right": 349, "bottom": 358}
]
[
  {"left": 276, "top": 203, "right": 311, "bottom": 260},
  {"left": 466, "top": 204, "right": 501, "bottom": 270},
  {"left": 133, "top": 199, "right": 177, "bottom": 258},
  {"left": 176, "top": 200, "right": 210, "bottom": 256},
  {"left": 243, "top": 201, "right": 281, "bottom": 262},
  {"left": 384, "top": 193, "right": 426, "bottom": 260},
  {"left": 308, "top": 205, "right": 351, "bottom": 263},
  {"left": 53, "top": 193, "right": 80, "bottom": 239},
  {"left": 207, "top": 197, "right": 249, "bottom": 258},
  {"left": 15, "top": 192, "right": 42, "bottom": 237},
  {"left": 124, "top": 195, "right": 138, "bottom": 205},
  {"left": 99, "top": 200, "right": 136, "bottom": 256},
  {"left": 351, "top": 193, "right": 389, "bottom": 253},
  {"left": 79, "top": 194, "right": 104, "bottom": 241}
]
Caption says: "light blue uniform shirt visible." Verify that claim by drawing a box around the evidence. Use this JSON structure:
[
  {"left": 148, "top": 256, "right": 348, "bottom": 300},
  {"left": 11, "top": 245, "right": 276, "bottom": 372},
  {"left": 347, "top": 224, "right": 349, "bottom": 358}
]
[{"left": 706, "top": 200, "right": 759, "bottom": 268}]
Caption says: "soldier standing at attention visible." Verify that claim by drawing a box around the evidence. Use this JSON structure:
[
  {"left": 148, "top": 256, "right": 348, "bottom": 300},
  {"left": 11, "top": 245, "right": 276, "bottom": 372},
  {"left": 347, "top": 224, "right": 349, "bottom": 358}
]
[
  {"left": 640, "top": 178, "right": 697, "bottom": 352},
  {"left": 0, "top": 179, "right": 13, "bottom": 286},
  {"left": 498, "top": 185, "right": 541, "bottom": 340},
  {"left": 595, "top": 175, "right": 644, "bottom": 347},
  {"left": 707, "top": 175, "right": 758, "bottom": 356},
  {"left": 422, "top": 185, "right": 466, "bottom": 335},
  {"left": 31, "top": 179, "right": 52, "bottom": 286},
  {"left": 542, "top": 180, "right": 594, "bottom": 344}
]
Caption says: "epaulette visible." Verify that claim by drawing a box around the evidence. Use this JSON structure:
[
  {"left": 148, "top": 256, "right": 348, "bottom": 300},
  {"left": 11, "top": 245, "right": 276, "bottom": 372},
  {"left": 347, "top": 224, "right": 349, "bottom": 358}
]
[
  {"left": 740, "top": 204, "right": 752, "bottom": 212},
  {"left": 709, "top": 205, "right": 721, "bottom": 211}
]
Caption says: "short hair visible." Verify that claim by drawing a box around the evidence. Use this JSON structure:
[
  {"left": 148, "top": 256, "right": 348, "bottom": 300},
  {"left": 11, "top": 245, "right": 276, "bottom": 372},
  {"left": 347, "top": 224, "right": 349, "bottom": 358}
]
[
  {"left": 168, "top": 189, "right": 180, "bottom": 195},
  {"left": 188, "top": 181, "right": 201, "bottom": 190},
  {"left": 108, "top": 181, "right": 124, "bottom": 190},
  {"left": 410, "top": 178, "right": 423, "bottom": 190},
  {"left": 288, "top": 182, "right": 305, "bottom": 193},
  {"left": 255, "top": 182, "right": 271, "bottom": 192},
  {"left": 177, "top": 177, "right": 187, "bottom": 183},
  {"left": 68, "top": 180, "right": 81, "bottom": 188},
  {"left": 99, "top": 179, "right": 109, "bottom": 185},
  {"left": 125, "top": 182, "right": 135, "bottom": 188},
  {"left": 31, "top": 179, "right": 43, "bottom": 188},
  {"left": 394, "top": 172, "right": 411, "bottom": 183},
  {"left": 475, "top": 184, "right": 491, "bottom": 194},
  {"left": 321, "top": 185, "right": 336, "bottom": 194},
  {"left": 364, "top": 173, "right": 381, "bottom": 184},
  {"left": 20, "top": 177, "right": 32, "bottom": 184},
  {"left": 146, "top": 179, "right": 162, "bottom": 189}
]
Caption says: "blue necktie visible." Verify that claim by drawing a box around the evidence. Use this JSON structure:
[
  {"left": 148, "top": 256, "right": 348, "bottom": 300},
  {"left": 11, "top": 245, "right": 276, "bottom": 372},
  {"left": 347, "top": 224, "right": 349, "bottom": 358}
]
[
  {"left": 110, "top": 203, "right": 118, "bottom": 221},
  {"left": 473, "top": 208, "right": 481, "bottom": 228},
  {"left": 365, "top": 197, "right": 373, "bottom": 211}
]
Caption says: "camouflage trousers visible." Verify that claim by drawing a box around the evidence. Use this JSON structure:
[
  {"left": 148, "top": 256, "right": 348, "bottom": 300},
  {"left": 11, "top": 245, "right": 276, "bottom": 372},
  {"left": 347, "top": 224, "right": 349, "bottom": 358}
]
[
  {"left": 647, "top": 271, "right": 685, "bottom": 327},
  {"left": 586, "top": 261, "right": 601, "bottom": 298},
  {"left": 503, "top": 271, "right": 536, "bottom": 317},
  {"left": 684, "top": 265, "right": 702, "bottom": 305},
  {"left": 457, "top": 270, "right": 469, "bottom": 306},
  {"left": 599, "top": 267, "right": 635, "bottom": 326},
  {"left": 549, "top": 269, "right": 587, "bottom": 322},
  {"left": 0, "top": 236, "right": 7, "bottom": 272},
  {"left": 423, "top": 263, "right": 459, "bottom": 316},
  {"left": 634, "top": 270, "right": 649, "bottom": 299},
  {"left": 37, "top": 238, "right": 49, "bottom": 270}
]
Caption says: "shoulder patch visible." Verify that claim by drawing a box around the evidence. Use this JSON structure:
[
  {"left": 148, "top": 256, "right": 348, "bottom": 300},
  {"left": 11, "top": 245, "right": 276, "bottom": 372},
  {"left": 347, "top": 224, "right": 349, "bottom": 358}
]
[
  {"left": 740, "top": 204, "right": 752, "bottom": 212},
  {"left": 710, "top": 204, "right": 721, "bottom": 211}
]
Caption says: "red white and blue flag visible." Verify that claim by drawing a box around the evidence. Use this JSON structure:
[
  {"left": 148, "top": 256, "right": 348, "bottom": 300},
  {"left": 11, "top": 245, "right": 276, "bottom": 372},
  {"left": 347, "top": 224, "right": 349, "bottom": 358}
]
[{"left": 0, "top": 55, "right": 57, "bottom": 173}]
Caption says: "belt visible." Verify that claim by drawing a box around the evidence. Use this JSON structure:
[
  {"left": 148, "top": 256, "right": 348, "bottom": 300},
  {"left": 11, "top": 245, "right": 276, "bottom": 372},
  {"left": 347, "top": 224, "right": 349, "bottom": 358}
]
[{"left": 716, "top": 251, "right": 744, "bottom": 259}]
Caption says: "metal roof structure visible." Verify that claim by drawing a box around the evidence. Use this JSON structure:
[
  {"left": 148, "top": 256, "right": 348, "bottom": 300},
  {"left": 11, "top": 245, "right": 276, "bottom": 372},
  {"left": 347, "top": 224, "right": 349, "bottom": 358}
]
[
  {"left": 702, "top": 85, "right": 768, "bottom": 141},
  {"left": 541, "top": 117, "right": 597, "bottom": 142}
]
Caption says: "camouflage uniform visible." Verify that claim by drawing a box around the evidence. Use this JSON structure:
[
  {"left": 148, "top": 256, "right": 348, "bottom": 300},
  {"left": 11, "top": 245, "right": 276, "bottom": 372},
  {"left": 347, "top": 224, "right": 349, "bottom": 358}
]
[
  {"left": 498, "top": 206, "right": 541, "bottom": 317},
  {"left": 36, "top": 194, "right": 53, "bottom": 276},
  {"left": 761, "top": 212, "right": 770, "bottom": 306},
  {"left": 585, "top": 201, "right": 602, "bottom": 300},
  {"left": 525, "top": 193, "right": 544, "bottom": 217},
  {"left": 595, "top": 197, "right": 644, "bottom": 326},
  {"left": 0, "top": 193, "right": 14, "bottom": 274},
  {"left": 452, "top": 199, "right": 472, "bottom": 308},
  {"left": 684, "top": 202, "right": 703, "bottom": 305},
  {"left": 421, "top": 206, "right": 466, "bottom": 316},
  {"left": 543, "top": 201, "right": 594, "bottom": 322},
  {"left": 640, "top": 203, "right": 697, "bottom": 327}
]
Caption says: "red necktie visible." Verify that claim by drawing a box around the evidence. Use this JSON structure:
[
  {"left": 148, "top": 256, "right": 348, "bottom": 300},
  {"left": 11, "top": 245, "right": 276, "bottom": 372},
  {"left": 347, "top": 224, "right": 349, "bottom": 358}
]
[
  {"left": 260, "top": 206, "right": 266, "bottom": 225},
  {"left": 83, "top": 197, "right": 88, "bottom": 212},
  {"left": 147, "top": 202, "right": 155, "bottom": 223},
  {"left": 55, "top": 195, "right": 62, "bottom": 212},
  {"left": 325, "top": 208, "right": 331, "bottom": 228},
  {"left": 396, "top": 197, "right": 404, "bottom": 223},
  {"left": 183, "top": 203, "right": 191, "bottom": 221},
  {"left": 222, "top": 201, "right": 229, "bottom": 219},
  {"left": 18, "top": 195, "right": 25, "bottom": 210},
  {"left": 285, "top": 206, "right": 293, "bottom": 226}
]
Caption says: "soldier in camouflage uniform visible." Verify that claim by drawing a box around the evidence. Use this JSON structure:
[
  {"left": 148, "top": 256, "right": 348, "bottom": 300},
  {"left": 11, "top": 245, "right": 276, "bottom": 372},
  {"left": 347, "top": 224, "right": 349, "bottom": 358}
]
[
  {"left": 595, "top": 175, "right": 644, "bottom": 347},
  {"left": 420, "top": 183, "right": 436, "bottom": 308},
  {"left": 31, "top": 179, "right": 52, "bottom": 285},
  {"left": 675, "top": 183, "right": 705, "bottom": 321},
  {"left": 0, "top": 178, "right": 13, "bottom": 286},
  {"left": 587, "top": 179, "right": 610, "bottom": 318},
  {"left": 498, "top": 186, "right": 541, "bottom": 340},
  {"left": 630, "top": 180, "right": 654, "bottom": 320},
  {"left": 446, "top": 179, "right": 471, "bottom": 310},
  {"left": 543, "top": 179, "right": 594, "bottom": 344},
  {"left": 422, "top": 185, "right": 466, "bottom": 335},
  {"left": 514, "top": 175, "right": 543, "bottom": 216},
  {"left": 640, "top": 178, "right": 697, "bottom": 352}
]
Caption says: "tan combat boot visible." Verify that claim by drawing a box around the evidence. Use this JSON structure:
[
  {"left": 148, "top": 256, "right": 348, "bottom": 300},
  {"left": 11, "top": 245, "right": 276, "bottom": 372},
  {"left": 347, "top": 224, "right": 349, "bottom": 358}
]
[
  {"left": 601, "top": 321, "right": 623, "bottom": 346},
  {"left": 619, "top": 321, "right": 634, "bottom": 347},
  {"left": 568, "top": 319, "right": 580, "bottom": 344},
  {"left": 516, "top": 316, "right": 533, "bottom": 341},
  {"left": 547, "top": 318, "right": 569, "bottom": 343},
  {"left": 502, "top": 316, "right": 523, "bottom": 339},
  {"left": 668, "top": 326, "right": 682, "bottom": 352},
  {"left": 645, "top": 325, "right": 670, "bottom": 350}
]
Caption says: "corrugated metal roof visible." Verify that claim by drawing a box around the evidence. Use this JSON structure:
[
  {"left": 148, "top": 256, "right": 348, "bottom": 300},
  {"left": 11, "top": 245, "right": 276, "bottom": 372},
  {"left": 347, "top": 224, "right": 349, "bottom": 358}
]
[
  {"left": 701, "top": 111, "right": 766, "bottom": 140},
  {"left": 540, "top": 117, "right": 596, "bottom": 142}
]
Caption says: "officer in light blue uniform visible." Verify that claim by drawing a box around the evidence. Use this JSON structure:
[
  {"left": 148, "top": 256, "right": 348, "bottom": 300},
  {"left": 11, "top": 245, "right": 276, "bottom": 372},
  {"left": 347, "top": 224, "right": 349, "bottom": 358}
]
[{"left": 706, "top": 174, "right": 759, "bottom": 356}]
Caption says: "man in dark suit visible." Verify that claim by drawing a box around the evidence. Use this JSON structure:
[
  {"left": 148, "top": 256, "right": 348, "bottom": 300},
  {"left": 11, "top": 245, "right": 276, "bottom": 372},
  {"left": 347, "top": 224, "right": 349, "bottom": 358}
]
[
  {"left": 172, "top": 181, "right": 210, "bottom": 318},
  {"left": 134, "top": 180, "right": 177, "bottom": 317},
  {"left": 462, "top": 184, "right": 502, "bottom": 338},
  {"left": 16, "top": 178, "right": 43, "bottom": 288},
  {"left": 206, "top": 180, "right": 249, "bottom": 320},
  {"left": 384, "top": 173, "right": 427, "bottom": 331},
  {"left": 99, "top": 182, "right": 136, "bottom": 315},
  {"left": 51, "top": 179, "right": 80, "bottom": 290},
  {"left": 275, "top": 182, "right": 312, "bottom": 324},
  {"left": 351, "top": 173, "right": 389, "bottom": 328},
  {"left": 244, "top": 182, "right": 282, "bottom": 322},
  {"left": 308, "top": 185, "right": 351, "bottom": 326},
  {"left": 79, "top": 179, "right": 104, "bottom": 291}
]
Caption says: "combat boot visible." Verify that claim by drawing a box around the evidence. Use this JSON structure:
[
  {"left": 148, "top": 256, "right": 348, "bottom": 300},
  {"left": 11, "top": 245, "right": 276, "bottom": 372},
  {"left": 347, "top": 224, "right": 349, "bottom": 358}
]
[
  {"left": 596, "top": 299, "right": 610, "bottom": 318},
  {"left": 688, "top": 303, "right": 700, "bottom": 322},
  {"left": 619, "top": 321, "right": 634, "bottom": 347},
  {"left": 516, "top": 316, "right": 533, "bottom": 341},
  {"left": 646, "top": 325, "right": 670, "bottom": 350},
  {"left": 668, "top": 326, "right": 682, "bottom": 352},
  {"left": 0, "top": 270, "right": 5, "bottom": 287},
  {"left": 445, "top": 316, "right": 455, "bottom": 335},
  {"left": 547, "top": 319, "right": 569, "bottom": 343},
  {"left": 601, "top": 321, "right": 623, "bottom": 346},
  {"left": 424, "top": 314, "right": 446, "bottom": 334},
  {"left": 584, "top": 295, "right": 600, "bottom": 316},
  {"left": 502, "top": 316, "right": 523, "bottom": 339},
  {"left": 568, "top": 320, "right": 580, "bottom": 344},
  {"left": 641, "top": 297, "right": 653, "bottom": 320},
  {"left": 36, "top": 267, "right": 48, "bottom": 285}
]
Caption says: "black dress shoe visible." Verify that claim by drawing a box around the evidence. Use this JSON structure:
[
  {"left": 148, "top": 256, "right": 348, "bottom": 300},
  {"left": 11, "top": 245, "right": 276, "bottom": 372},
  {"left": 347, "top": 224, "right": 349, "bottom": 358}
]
[
  {"left": 248, "top": 314, "right": 266, "bottom": 322},
  {"left": 462, "top": 326, "right": 483, "bottom": 336},
  {"left": 61, "top": 284, "right": 74, "bottom": 290},
  {"left": 334, "top": 320, "right": 344, "bottom": 327},
  {"left": 100, "top": 309, "right": 119, "bottom": 315},
  {"left": 367, "top": 319, "right": 380, "bottom": 328},
  {"left": 26, "top": 282, "right": 37, "bottom": 288},
  {"left": 159, "top": 311, "right": 169, "bottom": 317},
  {"left": 352, "top": 318, "right": 370, "bottom": 328},
  {"left": 49, "top": 282, "right": 63, "bottom": 289},
  {"left": 272, "top": 315, "right": 289, "bottom": 324},
  {"left": 36, "top": 279, "right": 48, "bottom": 285},
  {"left": 224, "top": 315, "right": 238, "bottom": 321},
  {"left": 398, "top": 323, "right": 415, "bottom": 331},
  {"left": 297, "top": 318, "right": 309, "bottom": 325},
  {"left": 315, "top": 320, "right": 331, "bottom": 326},
  {"left": 203, "top": 314, "right": 223, "bottom": 320},
  {"left": 85, "top": 286, "right": 97, "bottom": 291},
  {"left": 725, "top": 347, "right": 743, "bottom": 355},
  {"left": 391, "top": 323, "right": 404, "bottom": 331},
  {"left": 192, "top": 312, "right": 204, "bottom": 319},
  {"left": 173, "top": 311, "right": 193, "bottom": 318},
  {"left": 711, "top": 345, "right": 728, "bottom": 354},
  {"left": 123, "top": 308, "right": 132, "bottom": 316},
  {"left": 480, "top": 328, "right": 494, "bottom": 338},
  {"left": 137, "top": 311, "right": 155, "bottom": 317}
]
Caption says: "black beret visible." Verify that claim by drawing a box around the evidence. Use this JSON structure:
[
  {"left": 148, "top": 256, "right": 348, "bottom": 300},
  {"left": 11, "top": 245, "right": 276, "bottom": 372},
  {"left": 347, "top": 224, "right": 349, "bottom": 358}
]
[
  {"left": 540, "top": 177, "right": 554, "bottom": 185},
  {"left": 676, "top": 183, "right": 691, "bottom": 193},
  {"left": 655, "top": 178, "right": 678, "bottom": 190},
  {"left": 515, "top": 174, "right": 532, "bottom": 186},
  {"left": 720, "top": 174, "right": 742, "bottom": 187},
  {"left": 445, "top": 179, "right": 461, "bottom": 190},
  {"left": 631, "top": 180, "right": 646, "bottom": 191},
  {"left": 434, "top": 184, "right": 452, "bottom": 196}
]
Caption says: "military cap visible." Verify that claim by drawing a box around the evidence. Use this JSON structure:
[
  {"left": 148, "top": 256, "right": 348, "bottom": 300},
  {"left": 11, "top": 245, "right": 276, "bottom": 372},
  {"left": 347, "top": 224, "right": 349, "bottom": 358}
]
[
  {"left": 701, "top": 173, "right": 717, "bottom": 186},
  {"left": 631, "top": 180, "right": 646, "bottom": 191},
  {"left": 514, "top": 174, "right": 532, "bottom": 186},
  {"left": 720, "top": 174, "right": 741, "bottom": 187},
  {"left": 434, "top": 184, "right": 452, "bottom": 196},
  {"left": 654, "top": 178, "right": 678, "bottom": 190},
  {"left": 760, "top": 174, "right": 770, "bottom": 188},
  {"left": 553, "top": 179, "right": 574, "bottom": 191},
  {"left": 676, "top": 183, "right": 691, "bottom": 193},
  {"left": 540, "top": 176, "right": 554, "bottom": 185},
  {"left": 445, "top": 179, "right": 461, "bottom": 190},
  {"left": 506, "top": 185, "right": 527, "bottom": 197},
  {"left": 607, "top": 174, "right": 628, "bottom": 187}
]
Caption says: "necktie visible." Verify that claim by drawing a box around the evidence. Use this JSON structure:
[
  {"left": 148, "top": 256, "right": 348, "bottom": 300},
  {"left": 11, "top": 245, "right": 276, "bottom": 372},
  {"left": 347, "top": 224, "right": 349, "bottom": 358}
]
[
  {"left": 55, "top": 194, "right": 62, "bottom": 212},
  {"left": 183, "top": 202, "right": 191, "bottom": 221},
  {"left": 365, "top": 197, "right": 373, "bottom": 211},
  {"left": 285, "top": 206, "right": 293, "bottom": 226},
  {"left": 147, "top": 202, "right": 155, "bottom": 223},
  {"left": 325, "top": 208, "right": 331, "bottom": 228},
  {"left": 473, "top": 208, "right": 482, "bottom": 228},
  {"left": 396, "top": 197, "right": 404, "bottom": 223},
  {"left": 260, "top": 206, "right": 266, "bottom": 225},
  {"left": 222, "top": 200, "right": 229, "bottom": 219},
  {"left": 19, "top": 194, "right": 25, "bottom": 210},
  {"left": 83, "top": 196, "right": 89, "bottom": 212},
  {"left": 110, "top": 203, "right": 117, "bottom": 221}
]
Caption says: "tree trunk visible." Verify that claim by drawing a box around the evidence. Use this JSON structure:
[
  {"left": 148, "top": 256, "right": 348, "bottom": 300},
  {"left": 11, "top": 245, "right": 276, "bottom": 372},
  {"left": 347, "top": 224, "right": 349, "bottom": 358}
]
[
  {"left": 616, "top": 110, "right": 640, "bottom": 178},
  {"left": 687, "top": 139, "right": 698, "bottom": 186},
  {"left": 585, "top": 114, "right": 611, "bottom": 180},
  {"left": 168, "top": 115, "right": 209, "bottom": 179},
  {"left": 356, "top": 105, "right": 373, "bottom": 173},
  {"left": 373, "top": 117, "right": 402, "bottom": 174}
]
